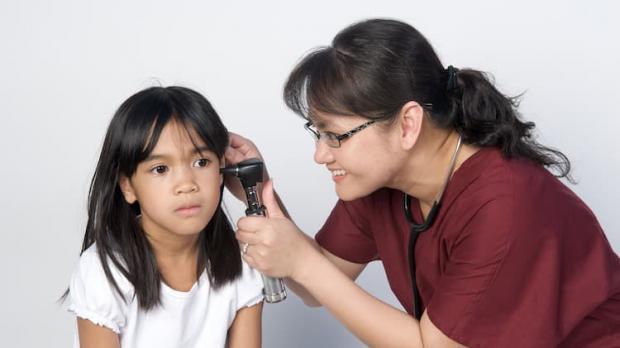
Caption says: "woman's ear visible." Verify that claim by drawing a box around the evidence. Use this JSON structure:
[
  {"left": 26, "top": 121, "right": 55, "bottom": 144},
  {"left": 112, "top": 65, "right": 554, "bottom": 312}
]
[
  {"left": 119, "top": 175, "right": 137, "bottom": 204},
  {"left": 398, "top": 101, "right": 425, "bottom": 150}
]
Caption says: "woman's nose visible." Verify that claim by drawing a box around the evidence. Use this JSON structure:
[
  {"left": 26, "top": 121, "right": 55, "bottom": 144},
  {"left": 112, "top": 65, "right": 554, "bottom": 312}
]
[{"left": 313, "top": 140, "right": 334, "bottom": 165}]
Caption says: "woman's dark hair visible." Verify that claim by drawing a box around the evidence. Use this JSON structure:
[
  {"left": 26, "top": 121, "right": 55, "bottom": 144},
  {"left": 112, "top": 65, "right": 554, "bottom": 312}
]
[
  {"left": 284, "top": 18, "right": 571, "bottom": 178},
  {"left": 74, "top": 86, "right": 241, "bottom": 310}
]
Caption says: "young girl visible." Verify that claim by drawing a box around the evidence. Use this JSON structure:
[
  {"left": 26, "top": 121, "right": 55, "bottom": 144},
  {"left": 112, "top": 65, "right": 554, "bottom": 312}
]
[{"left": 64, "top": 86, "right": 264, "bottom": 347}]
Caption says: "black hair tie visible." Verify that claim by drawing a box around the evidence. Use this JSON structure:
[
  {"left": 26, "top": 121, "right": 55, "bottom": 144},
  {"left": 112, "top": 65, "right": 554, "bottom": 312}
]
[{"left": 446, "top": 65, "right": 460, "bottom": 91}]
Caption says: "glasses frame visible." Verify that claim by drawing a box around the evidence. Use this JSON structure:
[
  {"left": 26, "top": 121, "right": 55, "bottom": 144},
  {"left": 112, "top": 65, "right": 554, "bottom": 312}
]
[{"left": 304, "top": 120, "right": 376, "bottom": 148}]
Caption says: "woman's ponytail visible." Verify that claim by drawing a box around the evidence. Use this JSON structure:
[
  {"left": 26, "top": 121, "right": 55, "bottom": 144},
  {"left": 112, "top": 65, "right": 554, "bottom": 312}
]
[{"left": 446, "top": 68, "right": 571, "bottom": 179}]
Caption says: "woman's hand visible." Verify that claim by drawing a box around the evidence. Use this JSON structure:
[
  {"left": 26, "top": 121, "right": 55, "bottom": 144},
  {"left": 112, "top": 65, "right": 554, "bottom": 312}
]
[
  {"left": 236, "top": 180, "right": 317, "bottom": 280},
  {"left": 223, "top": 132, "right": 270, "bottom": 202}
]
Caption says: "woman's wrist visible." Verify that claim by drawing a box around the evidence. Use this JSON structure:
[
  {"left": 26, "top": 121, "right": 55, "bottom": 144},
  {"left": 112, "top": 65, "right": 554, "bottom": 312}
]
[{"left": 290, "top": 244, "right": 325, "bottom": 286}]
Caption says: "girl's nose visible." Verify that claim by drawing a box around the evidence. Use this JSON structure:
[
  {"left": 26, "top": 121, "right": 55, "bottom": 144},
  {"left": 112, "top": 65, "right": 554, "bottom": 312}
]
[
  {"left": 175, "top": 169, "right": 199, "bottom": 194},
  {"left": 313, "top": 140, "right": 335, "bottom": 165},
  {"left": 176, "top": 183, "right": 198, "bottom": 194}
]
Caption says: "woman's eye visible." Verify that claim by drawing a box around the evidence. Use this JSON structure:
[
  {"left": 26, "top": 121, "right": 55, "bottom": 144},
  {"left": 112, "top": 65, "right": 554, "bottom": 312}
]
[
  {"left": 324, "top": 132, "right": 339, "bottom": 141},
  {"left": 193, "top": 158, "right": 210, "bottom": 167},
  {"left": 150, "top": 165, "right": 167, "bottom": 174}
]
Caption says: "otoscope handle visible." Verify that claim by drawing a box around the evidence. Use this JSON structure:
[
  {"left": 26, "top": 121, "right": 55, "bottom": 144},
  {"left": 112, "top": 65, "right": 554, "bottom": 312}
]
[
  {"left": 261, "top": 274, "right": 287, "bottom": 303},
  {"left": 243, "top": 186, "right": 265, "bottom": 216},
  {"left": 243, "top": 185, "right": 287, "bottom": 303}
]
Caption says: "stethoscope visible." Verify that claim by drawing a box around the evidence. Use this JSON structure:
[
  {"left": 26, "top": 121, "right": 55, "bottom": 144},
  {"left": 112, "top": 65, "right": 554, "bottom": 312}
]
[{"left": 403, "top": 135, "right": 462, "bottom": 319}]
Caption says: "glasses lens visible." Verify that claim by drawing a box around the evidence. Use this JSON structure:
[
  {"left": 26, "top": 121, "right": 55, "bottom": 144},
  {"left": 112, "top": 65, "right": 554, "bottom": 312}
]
[
  {"left": 324, "top": 133, "right": 340, "bottom": 148},
  {"left": 304, "top": 122, "right": 341, "bottom": 148}
]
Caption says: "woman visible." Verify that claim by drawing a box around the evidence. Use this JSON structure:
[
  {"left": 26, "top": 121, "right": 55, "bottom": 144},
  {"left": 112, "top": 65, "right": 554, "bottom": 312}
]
[{"left": 227, "top": 19, "right": 620, "bottom": 347}]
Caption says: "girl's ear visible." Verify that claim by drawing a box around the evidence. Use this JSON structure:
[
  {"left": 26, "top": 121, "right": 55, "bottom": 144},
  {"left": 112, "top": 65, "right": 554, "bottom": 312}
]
[
  {"left": 119, "top": 175, "right": 137, "bottom": 204},
  {"left": 219, "top": 156, "right": 225, "bottom": 185},
  {"left": 398, "top": 101, "right": 424, "bottom": 150}
]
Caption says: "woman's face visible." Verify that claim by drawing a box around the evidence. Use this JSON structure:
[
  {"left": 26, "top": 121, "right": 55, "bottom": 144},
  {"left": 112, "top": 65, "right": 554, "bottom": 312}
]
[{"left": 311, "top": 113, "right": 406, "bottom": 201}]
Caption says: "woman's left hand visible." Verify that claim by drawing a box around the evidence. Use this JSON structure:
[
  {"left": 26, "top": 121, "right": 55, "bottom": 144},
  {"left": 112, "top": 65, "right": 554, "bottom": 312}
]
[{"left": 236, "top": 180, "right": 317, "bottom": 280}]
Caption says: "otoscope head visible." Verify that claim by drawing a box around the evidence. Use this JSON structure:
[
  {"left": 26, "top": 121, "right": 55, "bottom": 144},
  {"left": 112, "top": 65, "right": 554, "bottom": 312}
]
[{"left": 219, "top": 158, "right": 264, "bottom": 188}]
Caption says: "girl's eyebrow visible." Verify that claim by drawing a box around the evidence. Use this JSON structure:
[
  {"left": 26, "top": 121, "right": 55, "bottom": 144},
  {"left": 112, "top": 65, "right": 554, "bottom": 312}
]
[
  {"left": 191, "top": 145, "right": 212, "bottom": 156},
  {"left": 143, "top": 153, "right": 168, "bottom": 162},
  {"left": 143, "top": 146, "right": 212, "bottom": 163}
]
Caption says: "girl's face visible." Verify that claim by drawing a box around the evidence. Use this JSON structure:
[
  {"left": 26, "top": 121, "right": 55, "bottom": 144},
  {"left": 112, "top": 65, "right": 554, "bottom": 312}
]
[
  {"left": 119, "top": 121, "right": 223, "bottom": 240},
  {"left": 311, "top": 113, "right": 406, "bottom": 201}
]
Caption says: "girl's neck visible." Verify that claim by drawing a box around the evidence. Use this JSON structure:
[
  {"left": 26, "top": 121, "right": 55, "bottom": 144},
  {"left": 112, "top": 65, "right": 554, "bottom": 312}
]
[
  {"left": 145, "top": 230, "right": 200, "bottom": 261},
  {"left": 143, "top": 228, "right": 202, "bottom": 292},
  {"left": 138, "top": 216, "right": 200, "bottom": 259}
]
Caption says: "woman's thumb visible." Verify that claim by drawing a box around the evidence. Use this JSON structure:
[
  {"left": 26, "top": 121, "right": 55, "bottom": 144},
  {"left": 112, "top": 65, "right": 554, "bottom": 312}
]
[{"left": 262, "top": 179, "right": 284, "bottom": 218}]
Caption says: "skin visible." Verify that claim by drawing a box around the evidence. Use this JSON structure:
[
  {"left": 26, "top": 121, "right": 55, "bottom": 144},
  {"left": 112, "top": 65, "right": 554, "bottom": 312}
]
[
  {"left": 77, "top": 121, "right": 262, "bottom": 348},
  {"left": 227, "top": 101, "right": 479, "bottom": 347}
]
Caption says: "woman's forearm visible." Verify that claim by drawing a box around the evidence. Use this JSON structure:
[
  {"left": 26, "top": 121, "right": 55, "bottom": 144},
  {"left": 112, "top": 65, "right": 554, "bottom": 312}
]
[
  {"left": 284, "top": 276, "right": 321, "bottom": 307},
  {"left": 292, "top": 251, "right": 424, "bottom": 348},
  {"left": 284, "top": 233, "right": 323, "bottom": 307}
]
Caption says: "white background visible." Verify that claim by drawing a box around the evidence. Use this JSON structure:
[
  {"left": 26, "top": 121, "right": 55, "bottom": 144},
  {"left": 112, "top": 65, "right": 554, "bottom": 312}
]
[{"left": 1, "top": 1, "right": 618, "bottom": 347}]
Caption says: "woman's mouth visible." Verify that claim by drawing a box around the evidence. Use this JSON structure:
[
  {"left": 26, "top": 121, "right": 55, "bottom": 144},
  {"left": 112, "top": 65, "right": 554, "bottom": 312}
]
[{"left": 331, "top": 169, "right": 347, "bottom": 182}]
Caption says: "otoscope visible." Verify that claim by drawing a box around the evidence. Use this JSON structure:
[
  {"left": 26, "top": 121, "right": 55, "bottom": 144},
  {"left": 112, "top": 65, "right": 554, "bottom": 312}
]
[{"left": 220, "top": 158, "right": 287, "bottom": 303}]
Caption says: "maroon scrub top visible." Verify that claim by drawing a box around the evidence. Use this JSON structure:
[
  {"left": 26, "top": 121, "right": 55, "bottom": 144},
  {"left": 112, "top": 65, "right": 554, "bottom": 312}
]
[{"left": 316, "top": 148, "right": 620, "bottom": 347}]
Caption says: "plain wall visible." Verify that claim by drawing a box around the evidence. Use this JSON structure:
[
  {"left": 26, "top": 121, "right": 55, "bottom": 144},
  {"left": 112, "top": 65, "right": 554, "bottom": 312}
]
[{"left": 0, "top": 0, "right": 618, "bottom": 346}]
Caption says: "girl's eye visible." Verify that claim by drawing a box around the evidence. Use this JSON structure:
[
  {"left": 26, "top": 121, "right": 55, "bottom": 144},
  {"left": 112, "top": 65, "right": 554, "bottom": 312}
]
[
  {"left": 151, "top": 165, "right": 168, "bottom": 174},
  {"left": 193, "top": 158, "right": 210, "bottom": 167}
]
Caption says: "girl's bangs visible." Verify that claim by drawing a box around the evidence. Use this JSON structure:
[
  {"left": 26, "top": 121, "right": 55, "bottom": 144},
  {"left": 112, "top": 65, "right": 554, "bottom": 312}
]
[
  {"left": 140, "top": 113, "right": 220, "bottom": 163},
  {"left": 116, "top": 86, "right": 228, "bottom": 177}
]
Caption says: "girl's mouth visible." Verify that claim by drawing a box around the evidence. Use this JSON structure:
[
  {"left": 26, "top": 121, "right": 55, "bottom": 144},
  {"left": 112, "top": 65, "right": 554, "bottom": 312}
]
[{"left": 175, "top": 204, "right": 202, "bottom": 216}]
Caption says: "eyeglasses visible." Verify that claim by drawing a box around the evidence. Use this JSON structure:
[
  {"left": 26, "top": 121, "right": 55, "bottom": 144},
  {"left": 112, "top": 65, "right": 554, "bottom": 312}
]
[{"left": 304, "top": 120, "right": 376, "bottom": 148}]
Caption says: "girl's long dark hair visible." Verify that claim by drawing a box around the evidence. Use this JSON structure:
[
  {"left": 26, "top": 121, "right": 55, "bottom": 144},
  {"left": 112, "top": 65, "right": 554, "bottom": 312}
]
[
  {"left": 75, "top": 86, "right": 241, "bottom": 310},
  {"left": 284, "top": 18, "right": 571, "bottom": 178}
]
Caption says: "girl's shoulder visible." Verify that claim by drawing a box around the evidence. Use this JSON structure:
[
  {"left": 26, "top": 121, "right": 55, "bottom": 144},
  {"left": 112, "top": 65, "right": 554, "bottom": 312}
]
[
  {"left": 231, "top": 258, "right": 264, "bottom": 310},
  {"left": 64, "top": 243, "right": 133, "bottom": 333},
  {"left": 74, "top": 244, "right": 133, "bottom": 293}
]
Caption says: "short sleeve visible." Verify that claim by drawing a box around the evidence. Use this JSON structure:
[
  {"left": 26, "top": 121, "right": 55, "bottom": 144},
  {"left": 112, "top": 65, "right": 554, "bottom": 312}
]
[
  {"left": 64, "top": 246, "right": 129, "bottom": 334},
  {"left": 315, "top": 198, "right": 378, "bottom": 263},
  {"left": 235, "top": 259, "right": 264, "bottom": 310}
]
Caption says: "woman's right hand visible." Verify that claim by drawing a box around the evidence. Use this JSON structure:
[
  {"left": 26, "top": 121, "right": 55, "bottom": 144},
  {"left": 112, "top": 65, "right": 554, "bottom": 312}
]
[
  {"left": 236, "top": 180, "right": 319, "bottom": 281},
  {"left": 223, "top": 132, "right": 270, "bottom": 202}
]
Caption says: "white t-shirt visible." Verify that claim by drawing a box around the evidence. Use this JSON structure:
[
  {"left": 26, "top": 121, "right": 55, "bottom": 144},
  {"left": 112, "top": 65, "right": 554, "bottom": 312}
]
[{"left": 64, "top": 244, "right": 264, "bottom": 348}]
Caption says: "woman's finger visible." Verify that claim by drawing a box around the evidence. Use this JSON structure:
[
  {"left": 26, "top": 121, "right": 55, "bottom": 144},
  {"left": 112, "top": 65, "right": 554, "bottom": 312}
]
[
  {"left": 236, "top": 230, "right": 262, "bottom": 245},
  {"left": 228, "top": 133, "right": 255, "bottom": 156},
  {"left": 236, "top": 216, "right": 267, "bottom": 232},
  {"left": 241, "top": 253, "right": 258, "bottom": 268},
  {"left": 228, "top": 132, "right": 249, "bottom": 148},
  {"left": 224, "top": 146, "right": 246, "bottom": 165}
]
